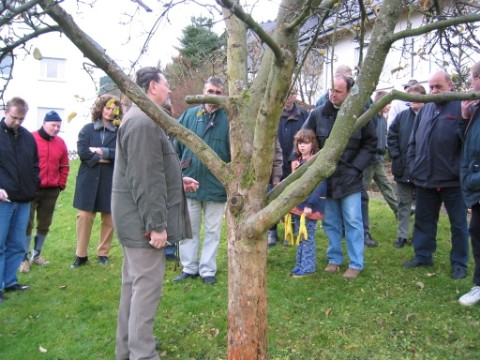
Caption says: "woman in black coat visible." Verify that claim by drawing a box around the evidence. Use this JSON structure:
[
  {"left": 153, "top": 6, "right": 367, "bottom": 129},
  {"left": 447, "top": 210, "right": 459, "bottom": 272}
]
[{"left": 71, "top": 94, "right": 122, "bottom": 268}]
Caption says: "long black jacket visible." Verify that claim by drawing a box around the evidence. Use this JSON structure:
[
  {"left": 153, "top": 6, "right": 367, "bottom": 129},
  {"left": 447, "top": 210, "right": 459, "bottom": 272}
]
[
  {"left": 73, "top": 120, "right": 117, "bottom": 212},
  {"left": 387, "top": 107, "right": 417, "bottom": 184},
  {"left": 0, "top": 118, "right": 39, "bottom": 202},
  {"left": 302, "top": 100, "right": 377, "bottom": 199}
]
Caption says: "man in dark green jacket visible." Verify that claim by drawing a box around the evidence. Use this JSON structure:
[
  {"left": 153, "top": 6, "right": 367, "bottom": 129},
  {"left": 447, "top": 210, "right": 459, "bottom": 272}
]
[{"left": 174, "top": 76, "right": 231, "bottom": 285}]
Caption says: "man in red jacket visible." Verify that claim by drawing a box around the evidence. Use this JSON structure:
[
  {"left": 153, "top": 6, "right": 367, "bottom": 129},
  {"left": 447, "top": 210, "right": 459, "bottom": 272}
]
[{"left": 19, "top": 111, "right": 69, "bottom": 272}]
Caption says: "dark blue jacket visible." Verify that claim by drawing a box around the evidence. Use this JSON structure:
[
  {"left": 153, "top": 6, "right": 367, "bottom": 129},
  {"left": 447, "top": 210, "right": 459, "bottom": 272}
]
[
  {"left": 277, "top": 102, "right": 309, "bottom": 180},
  {"left": 460, "top": 104, "right": 480, "bottom": 207},
  {"left": 302, "top": 100, "right": 377, "bottom": 199},
  {"left": 387, "top": 107, "right": 417, "bottom": 184},
  {"left": 407, "top": 100, "right": 462, "bottom": 188},
  {"left": 0, "top": 118, "right": 40, "bottom": 202}
]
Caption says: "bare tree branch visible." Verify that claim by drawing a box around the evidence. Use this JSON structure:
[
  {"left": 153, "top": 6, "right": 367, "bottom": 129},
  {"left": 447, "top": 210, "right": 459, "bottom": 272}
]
[
  {"left": 388, "top": 13, "right": 480, "bottom": 45},
  {"left": 284, "top": 0, "right": 320, "bottom": 30},
  {"left": 130, "top": 0, "right": 152, "bottom": 12},
  {"left": 0, "top": 0, "right": 44, "bottom": 27},
  {"left": 216, "top": 0, "right": 285, "bottom": 63},
  {"left": 356, "top": 90, "right": 480, "bottom": 131},
  {"left": 0, "top": 26, "right": 59, "bottom": 54}
]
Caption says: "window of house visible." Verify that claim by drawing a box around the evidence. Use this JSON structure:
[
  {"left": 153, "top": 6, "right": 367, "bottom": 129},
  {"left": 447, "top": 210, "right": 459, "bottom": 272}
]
[
  {"left": 0, "top": 53, "right": 13, "bottom": 80},
  {"left": 37, "top": 107, "right": 65, "bottom": 131},
  {"left": 39, "top": 57, "right": 66, "bottom": 81}
]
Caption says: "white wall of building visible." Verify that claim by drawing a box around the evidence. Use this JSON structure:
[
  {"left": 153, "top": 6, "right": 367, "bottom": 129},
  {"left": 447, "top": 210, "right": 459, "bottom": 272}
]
[{"left": 318, "top": 12, "right": 479, "bottom": 97}]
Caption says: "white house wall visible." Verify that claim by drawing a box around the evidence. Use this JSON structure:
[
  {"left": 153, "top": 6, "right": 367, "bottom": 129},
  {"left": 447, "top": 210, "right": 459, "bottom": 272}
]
[{"left": 320, "top": 11, "right": 479, "bottom": 97}]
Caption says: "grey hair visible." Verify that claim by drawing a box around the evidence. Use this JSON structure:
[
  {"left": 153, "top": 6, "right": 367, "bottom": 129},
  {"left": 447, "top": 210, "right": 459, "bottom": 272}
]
[{"left": 135, "top": 67, "right": 163, "bottom": 92}]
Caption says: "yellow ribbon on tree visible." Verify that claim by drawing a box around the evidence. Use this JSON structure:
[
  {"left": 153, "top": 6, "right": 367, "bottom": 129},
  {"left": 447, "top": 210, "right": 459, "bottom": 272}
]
[
  {"left": 296, "top": 214, "right": 308, "bottom": 245},
  {"left": 284, "top": 213, "right": 294, "bottom": 246}
]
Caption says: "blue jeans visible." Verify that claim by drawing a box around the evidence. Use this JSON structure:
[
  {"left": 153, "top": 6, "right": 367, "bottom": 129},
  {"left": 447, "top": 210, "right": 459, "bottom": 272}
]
[
  {"left": 292, "top": 214, "right": 317, "bottom": 273},
  {"left": 323, "top": 192, "right": 364, "bottom": 270},
  {"left": 413, "top": 187, "right": 469, "bottom": 268},
  {"left": 0, "top": 201, "right": 31, "bottom": 290}
]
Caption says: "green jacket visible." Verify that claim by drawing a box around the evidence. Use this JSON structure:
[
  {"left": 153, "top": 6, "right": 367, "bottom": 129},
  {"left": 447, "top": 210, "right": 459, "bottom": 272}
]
[
  {"left": 112, "top": 105, "right": 191, "bottom": 247},
  {"left": 174, "top": 105, "right": 230, "bottom": 202}
]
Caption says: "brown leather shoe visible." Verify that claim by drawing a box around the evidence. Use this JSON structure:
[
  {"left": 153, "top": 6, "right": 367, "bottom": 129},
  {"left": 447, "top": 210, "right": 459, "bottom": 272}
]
[
  {"left": 324, "top": 263, "right": 340, "bottom": 273},
  {"left": 343, "top": 268, "right": 361, "bottom": 280}
]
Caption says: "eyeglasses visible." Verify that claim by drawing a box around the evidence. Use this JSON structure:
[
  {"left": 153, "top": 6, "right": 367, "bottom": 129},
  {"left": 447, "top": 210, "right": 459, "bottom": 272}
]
[{"left": 206, "top": 89, "right": 223, "bottom": 95}]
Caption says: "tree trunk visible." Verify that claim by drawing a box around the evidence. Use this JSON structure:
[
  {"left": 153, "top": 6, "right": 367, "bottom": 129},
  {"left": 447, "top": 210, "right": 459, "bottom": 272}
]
[{"left": 226, "top": 208, "right": 268, "bottom": 359}]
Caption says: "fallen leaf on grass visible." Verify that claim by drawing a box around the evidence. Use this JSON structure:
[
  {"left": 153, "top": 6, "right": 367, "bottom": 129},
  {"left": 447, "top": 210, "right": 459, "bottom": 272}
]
[
  {"left": 426, "top": 272, "right": 436, "bottom": 277},
  {"left": 209, "top": 328, "right": 220, "bottom": 337},
  {"left": 39, "top": 346, "right": 47, "bottom": 353},
  {"left": 325, "top": 307, "right": 333, "bottom": 317},
  {"left": 416, "top": 281, "right": 425, "bottom": 290},
  {"left": 59, "top": 285, "right": 68, "bottom": 289}
]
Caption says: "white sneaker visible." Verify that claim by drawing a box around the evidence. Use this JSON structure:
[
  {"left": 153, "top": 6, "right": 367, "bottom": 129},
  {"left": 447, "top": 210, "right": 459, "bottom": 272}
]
[
  {"left": 19, "top": 259, "right": 30, "bottom": 273},
  {"left": 459, "top": 286, "right": 480, "bottom": 306},
  {"left": 32, "top": 256, "right": 50, "bottom": 266}
]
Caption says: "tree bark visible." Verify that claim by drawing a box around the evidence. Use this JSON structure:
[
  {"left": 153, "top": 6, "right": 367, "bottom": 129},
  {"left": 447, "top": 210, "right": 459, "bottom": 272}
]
[{"left": 226, "top": 208, "right": 268, "bottom": 359}]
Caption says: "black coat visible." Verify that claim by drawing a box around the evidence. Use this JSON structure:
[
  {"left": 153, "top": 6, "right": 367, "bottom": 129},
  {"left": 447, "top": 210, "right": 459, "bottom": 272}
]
[
  {"left": 302, "top": 100, "right": 377, "bottom": 199},
  {"left": 0, "top": 119, "right": 40, "bottom": 202},
  {"left": 73, "top": 120, "right": 117, "bottom": 212},
  {"left": 387, "top": 107, "right": 417, "bottom": 184}
]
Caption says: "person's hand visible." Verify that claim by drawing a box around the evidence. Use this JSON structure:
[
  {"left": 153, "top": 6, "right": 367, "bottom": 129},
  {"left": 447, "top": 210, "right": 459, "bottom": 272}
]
[
  {"left": 461, "top": 99, "right": 479, "bottom": 120},
  {"left": 183, "top": 176, "right": 199, "bottom": 193},
  {"left": 303, "top": 207, "right": 312, "bottom": 216},
  {"left": 89, "top": 147, "right": 103, "bottom": 156},
  {"left": 148, "top": 229, "right": 168, "bottom": 249},
  {"left": 0, "top": 189, "right": 10, "bottom": 202}
]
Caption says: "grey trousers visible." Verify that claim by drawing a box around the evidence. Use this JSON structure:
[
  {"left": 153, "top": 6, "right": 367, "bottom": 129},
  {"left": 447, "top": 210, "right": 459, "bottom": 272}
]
[
  {"left": 116, "top": 245, "right": 165, "bottom": 360},
  {"left": 395, "top": 182, "right": 415, "bottom": 239}
]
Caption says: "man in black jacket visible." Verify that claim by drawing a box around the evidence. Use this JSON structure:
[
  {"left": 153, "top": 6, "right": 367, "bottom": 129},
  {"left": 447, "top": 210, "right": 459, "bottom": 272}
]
[
  {"left": 303, "top": 75, "right": 377, "bottom": 280},
  {"left": 0, "top": 97, "right": 39, "bottom": 302},
  {"left": 402, "top": 70, "right": 469, "bottom": 280}
]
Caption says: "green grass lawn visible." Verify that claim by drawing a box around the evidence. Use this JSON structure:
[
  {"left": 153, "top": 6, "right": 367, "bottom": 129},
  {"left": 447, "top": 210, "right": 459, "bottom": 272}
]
[{"left": 1, "top": 160, "right": 479, "bottom": 359}]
